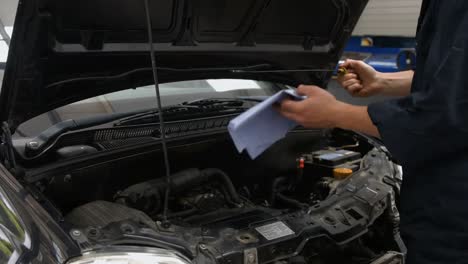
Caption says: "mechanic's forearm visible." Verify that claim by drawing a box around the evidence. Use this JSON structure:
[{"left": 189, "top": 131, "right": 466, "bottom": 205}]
[
  {"left": 332, "top": 102, "right": 380, "bottom": 138},
  {"left": 377, "top": 70, "right": 414, "bottom": 97}
]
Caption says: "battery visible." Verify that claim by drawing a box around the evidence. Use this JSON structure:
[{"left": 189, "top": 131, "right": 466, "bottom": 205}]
[
  {"left": 311, "top": 149, "right": 361, "bottom": 167},
  {"left": 299, "top": 149, "right": 362, "bottom": 179}
]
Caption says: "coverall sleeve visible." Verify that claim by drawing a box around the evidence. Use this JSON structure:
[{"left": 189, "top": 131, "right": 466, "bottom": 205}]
[
  {"left": 367, "top": 40, "right": 468, "bottom": 167},
  {"left": 367, "top": 0, "right": 468, "bottom": 167}
]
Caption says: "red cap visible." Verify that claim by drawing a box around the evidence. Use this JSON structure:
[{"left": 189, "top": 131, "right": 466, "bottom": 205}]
[{"left": 299, "top": 158, "right": 305, "bottom": 169}]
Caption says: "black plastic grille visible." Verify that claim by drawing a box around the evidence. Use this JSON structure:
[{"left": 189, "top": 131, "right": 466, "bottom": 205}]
[
  {"left": 55, "top": 114, "right": 236, "bottom": 151},
  {"left": 94, "top": 127, "right": 156, "bottom": 141},
  {"left": 97, "top": 137, "right": 157, "bottom": 150}
]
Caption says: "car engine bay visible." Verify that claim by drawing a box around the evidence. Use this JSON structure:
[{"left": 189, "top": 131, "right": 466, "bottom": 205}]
[{"left": 25, "top": 128, "right": 404, "bottom": 264}]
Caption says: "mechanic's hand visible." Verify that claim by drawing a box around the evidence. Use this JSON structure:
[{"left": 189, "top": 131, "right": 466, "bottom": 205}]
[
  {"left": 277, "top": 85, "right": 341, "bottom": 129},
  {"left": 337, "top": 59, "right": 383, "bottom": 97}
]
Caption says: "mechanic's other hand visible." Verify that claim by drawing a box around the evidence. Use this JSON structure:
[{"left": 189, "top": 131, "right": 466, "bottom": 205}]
[
  {"left": 337, "top": 59, "right": 382, "bottom": 97},
  {"left": 277, "top": 85, "right": 341, "bottom": 129}
]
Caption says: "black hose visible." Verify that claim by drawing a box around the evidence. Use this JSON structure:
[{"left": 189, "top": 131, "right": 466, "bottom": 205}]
[
  {"left": 168, "top": 168, "right": 241, "bottom": 204},
  {"left": 115, "top": 183, "right": 162, "bottom": 216},
  {"left": 275, "top": 193, "right": 308, "bottom": 209},
  {"left": 219, "top": 185, "right": 236, "bottom": 206},
  {"left": 270, "top": 177, "right": 287, "bottom": 205},
  {"left": 271, "top": 176, "right": 308, "bottom": 209},
  {"left": 201, "top": 169, "right": 241, "bottom": 204}
]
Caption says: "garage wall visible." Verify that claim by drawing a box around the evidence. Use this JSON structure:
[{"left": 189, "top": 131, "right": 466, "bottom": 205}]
[
  {"left": 353, "top": 0, "right": 423, "bottom": 37},
  {"left": 0, "top": 0, "right": 18, "bottom": 26}
]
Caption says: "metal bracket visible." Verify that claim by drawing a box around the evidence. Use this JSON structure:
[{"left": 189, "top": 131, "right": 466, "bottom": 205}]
[
  {"left": 244, "top": 248, "right": 258, "bottom": 264},
  {"left": 69, "top": 229, "right": 93, "bottom": 251}
]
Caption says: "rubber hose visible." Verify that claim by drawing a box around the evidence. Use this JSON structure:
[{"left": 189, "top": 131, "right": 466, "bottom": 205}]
[
  {"left": 275, "top": 193, "right": 308, "bottom": 209},
  {"left": 167, "top": 168, "right": 241, "bottom": 204},
  {"left": 201, "top": 168, "right": 241, "bottom": 204},
  {"left": 270, "top": 177, "right": 287, "bottom": 206}
]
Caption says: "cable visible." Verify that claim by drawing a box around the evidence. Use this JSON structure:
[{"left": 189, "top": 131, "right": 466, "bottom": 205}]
[
  {"left": 44, "top": 65, "right": 337, "bottom": 89},
  {"left": 143, "top": 0, "right": 172, "bottom": 228},
  {"left": 233, "top": 69, "right": 334, "bottom": 73},
  {"left": 44, "top": 64, "right": 272, "bottom": 89}
]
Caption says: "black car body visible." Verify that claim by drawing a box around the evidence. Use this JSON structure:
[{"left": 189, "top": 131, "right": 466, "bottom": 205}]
[{"left": 0, "top": 0, "right": 406, "bottom": 263}]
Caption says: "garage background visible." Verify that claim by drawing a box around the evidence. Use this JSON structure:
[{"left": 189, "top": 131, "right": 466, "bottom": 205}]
[
  {"left": 327, "top": 0, "right": 423, "bottom": 105},
  {"left": 354, "top": 0, "right": 422, "bottom": 37}
]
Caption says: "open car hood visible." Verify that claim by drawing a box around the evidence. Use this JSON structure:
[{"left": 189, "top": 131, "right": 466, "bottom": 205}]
[{"left": 0, "top": 0, "right": 367, "bottom": 129}]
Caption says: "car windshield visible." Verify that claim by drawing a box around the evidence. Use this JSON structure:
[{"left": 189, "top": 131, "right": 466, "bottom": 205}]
[{"left": 15, "top": 79, "right": 280, "bottom": 138}]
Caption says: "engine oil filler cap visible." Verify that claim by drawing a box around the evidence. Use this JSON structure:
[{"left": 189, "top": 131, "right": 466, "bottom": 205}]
[{"left": 333, "top": 168, "right": 353, "bottom": 180}]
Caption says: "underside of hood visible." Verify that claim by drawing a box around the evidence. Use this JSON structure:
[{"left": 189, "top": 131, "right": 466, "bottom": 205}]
[{"left": 0, "top": 0, "right": 367, "bottom": 129}]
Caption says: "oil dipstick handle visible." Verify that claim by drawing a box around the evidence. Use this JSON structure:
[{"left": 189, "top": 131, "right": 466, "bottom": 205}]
[{"left": 337, "top": 66, "right": 348, "bottom": 76}]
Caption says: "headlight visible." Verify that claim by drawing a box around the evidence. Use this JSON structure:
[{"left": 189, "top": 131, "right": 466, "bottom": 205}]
[{"left": 67, "top": 246, "right": 191, "bottom": 264}]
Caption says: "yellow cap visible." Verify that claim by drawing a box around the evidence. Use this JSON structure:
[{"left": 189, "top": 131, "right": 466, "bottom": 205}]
[
  {"left": 337, "top": 67, "right": 348, "bottom": 76},
  {"left": 333, "top": 168, "right": 353, "bottom": 180}
]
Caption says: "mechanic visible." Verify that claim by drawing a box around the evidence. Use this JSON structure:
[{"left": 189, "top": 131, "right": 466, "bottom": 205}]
[{"left": 278, "top": 1, "right": 468, "bottom": 263}]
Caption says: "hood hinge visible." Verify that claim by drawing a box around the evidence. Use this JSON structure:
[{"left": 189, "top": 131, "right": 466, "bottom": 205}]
[{"left": 0, "top": 122, "right": 17, "bottom": 170}]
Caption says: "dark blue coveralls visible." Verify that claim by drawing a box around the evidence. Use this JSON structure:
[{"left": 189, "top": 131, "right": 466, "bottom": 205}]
[{"left": 368, "top": 1, "right": 468, "bottom": 263}]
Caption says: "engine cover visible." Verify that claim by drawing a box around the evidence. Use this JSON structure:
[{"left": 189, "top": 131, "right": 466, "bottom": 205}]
[{"left": 66, "top": 201, "right": 155, "bottom": 228}]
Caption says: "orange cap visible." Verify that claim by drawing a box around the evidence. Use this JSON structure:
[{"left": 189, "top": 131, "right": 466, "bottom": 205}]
[{"left": 333, "top": 168, "right": 353, "bottom": 180}]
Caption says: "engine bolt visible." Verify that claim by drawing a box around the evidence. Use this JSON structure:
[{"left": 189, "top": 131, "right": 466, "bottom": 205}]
[
  {"left": 64, "top": 174, "right": 72, "bottom": 183},
  {"left": 71, "top": 230, "right": 81, "bottom": 237},
  {"left": 161, "top": 221, "right": 171, "bottom": 229}
]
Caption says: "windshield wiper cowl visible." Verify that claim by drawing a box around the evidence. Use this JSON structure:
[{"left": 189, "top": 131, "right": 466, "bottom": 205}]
[{"left": 24, "top": 111, "right": 149, "bottom": 157}]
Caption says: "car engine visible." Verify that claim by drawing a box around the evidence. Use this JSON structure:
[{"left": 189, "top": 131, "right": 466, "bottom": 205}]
[{"left": 31, "top": 129, "right": 404, "bottom": 264}]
